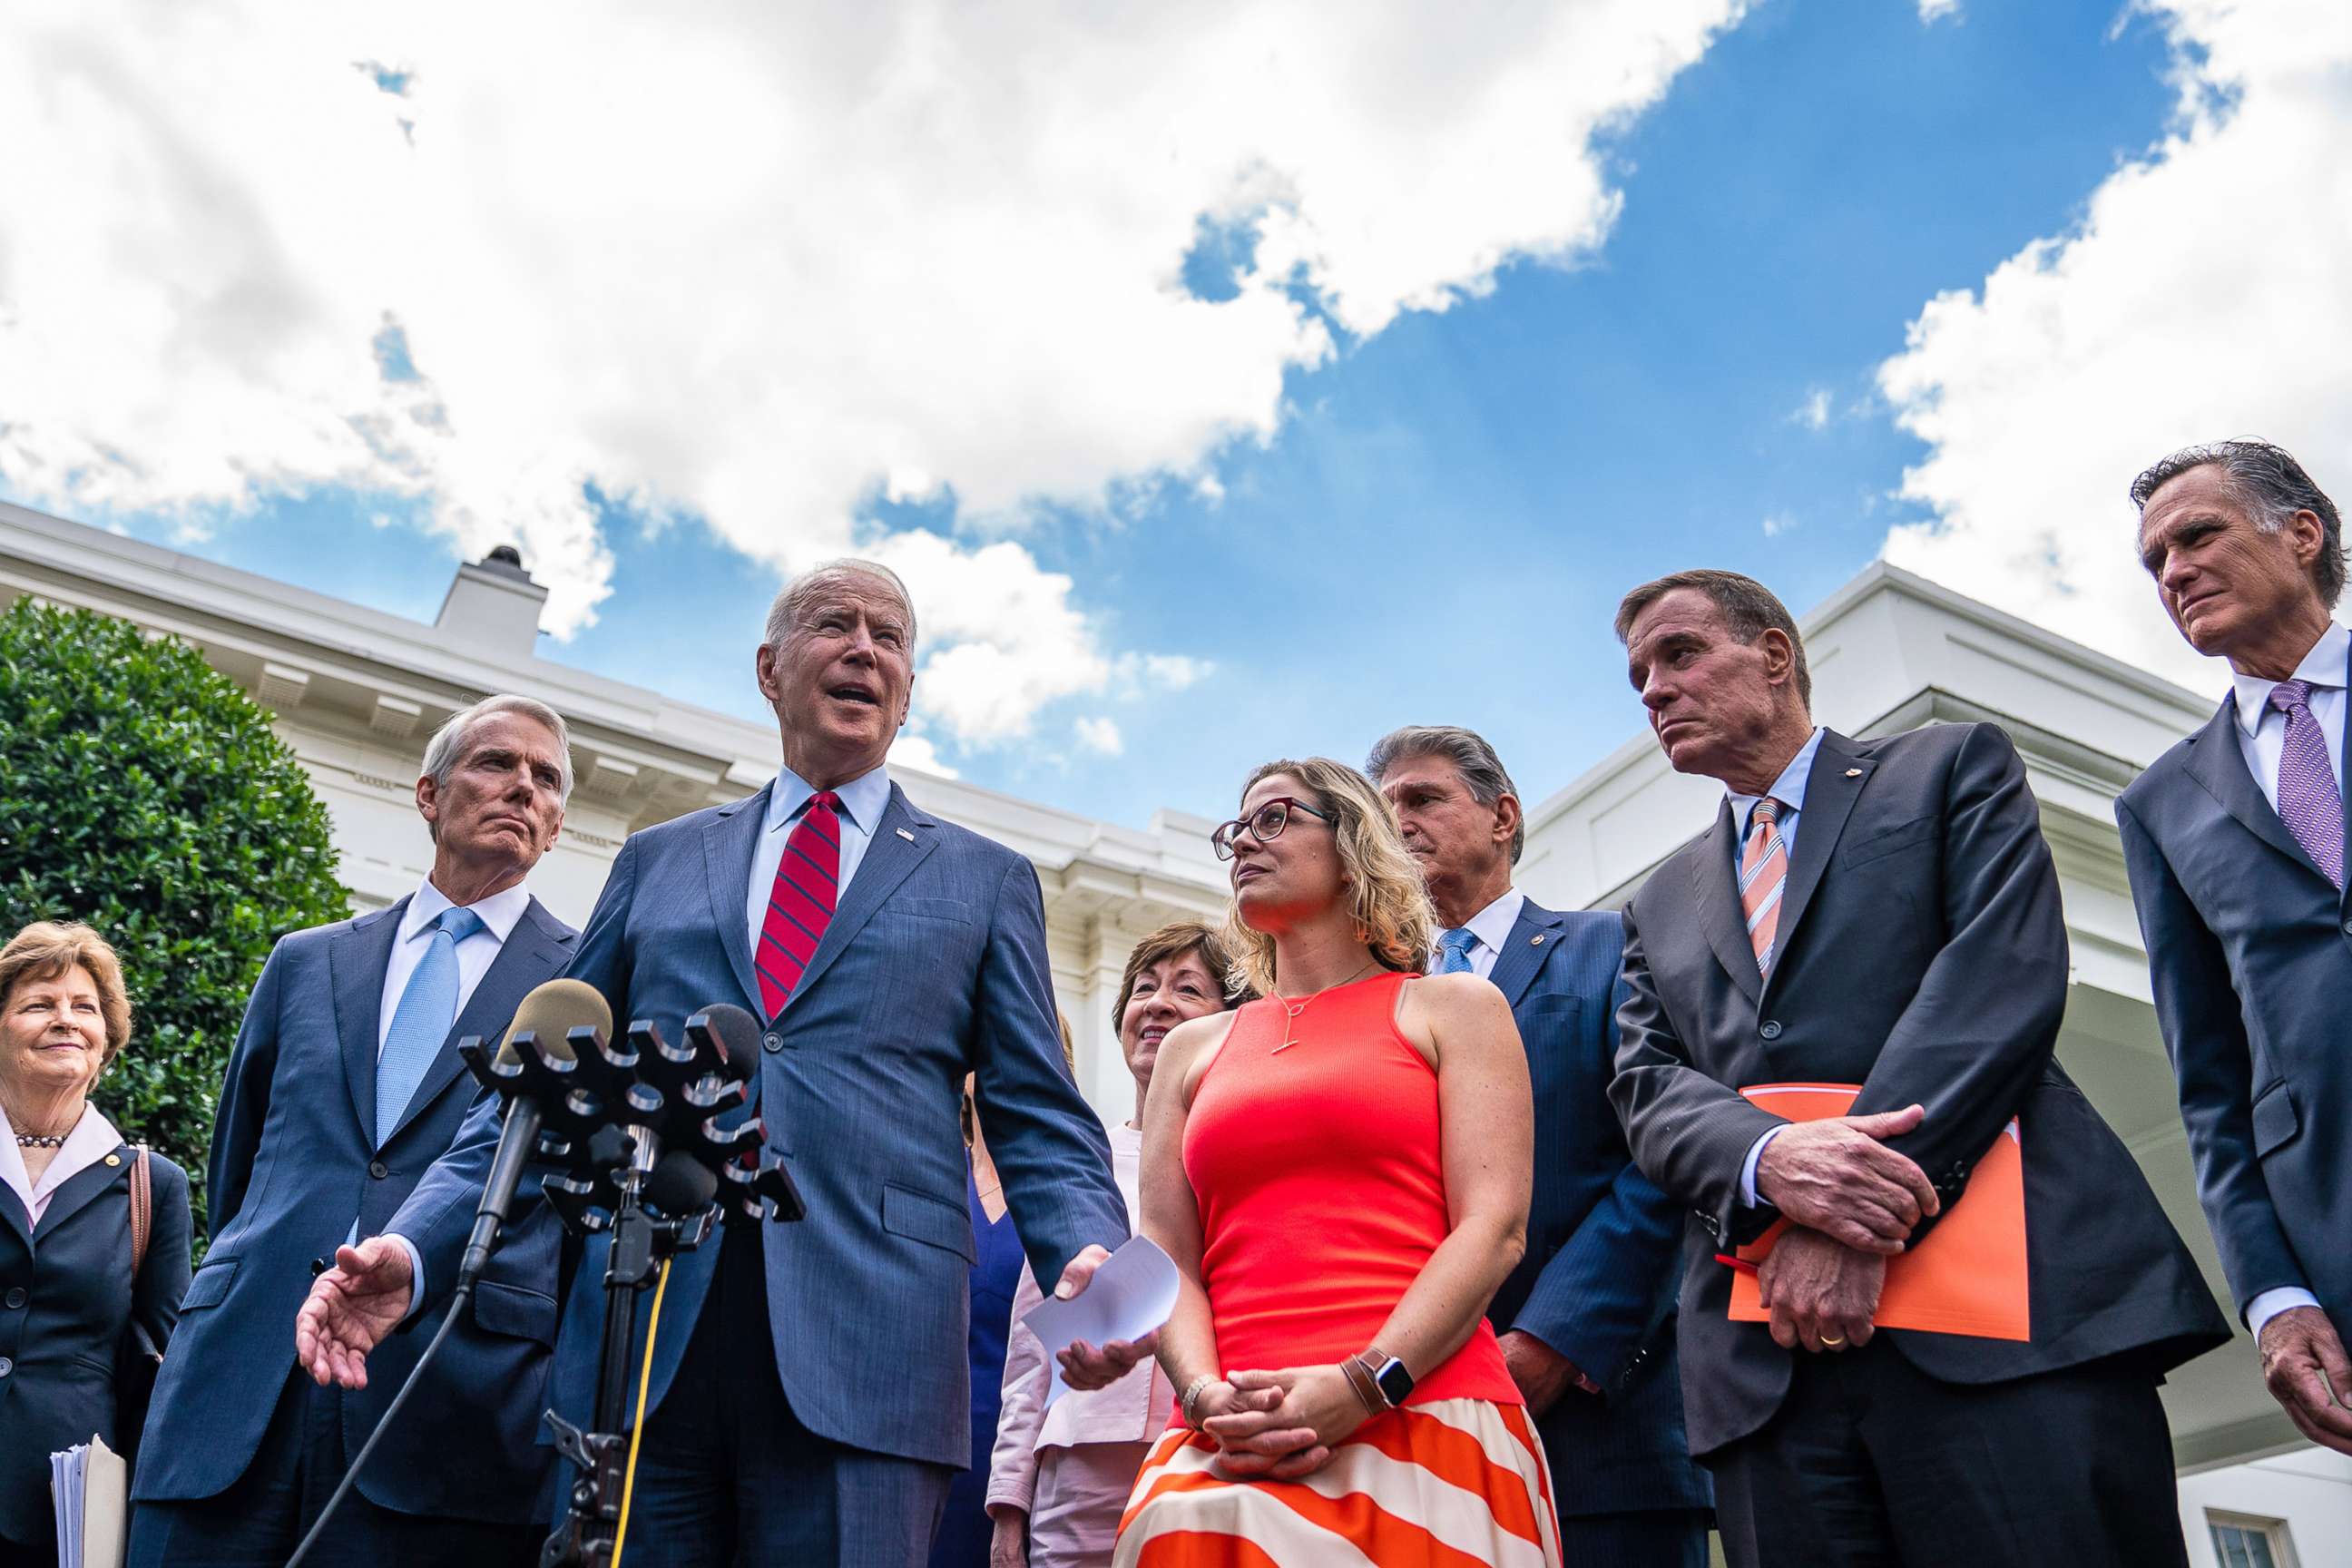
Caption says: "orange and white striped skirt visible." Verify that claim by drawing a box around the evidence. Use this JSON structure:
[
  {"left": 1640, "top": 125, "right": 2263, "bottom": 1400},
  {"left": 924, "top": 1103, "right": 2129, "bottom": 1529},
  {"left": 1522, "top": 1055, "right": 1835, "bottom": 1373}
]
[{"left": 1112, "top": 1398, "right": 1562, "bottom": 1567}]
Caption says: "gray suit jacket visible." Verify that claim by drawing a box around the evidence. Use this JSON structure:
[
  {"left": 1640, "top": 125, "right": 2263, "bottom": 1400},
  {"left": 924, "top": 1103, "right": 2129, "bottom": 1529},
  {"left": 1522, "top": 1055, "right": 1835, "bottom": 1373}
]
[
  {"left": 1612, "top": 724, "right": 2227, "bottom": 1456},
  {"left": 2118, "top": 635, "right": 2352, "bottom": 1328},
  {"left": 395, "top": 781, "right": 1129, "bottom": 1467}
]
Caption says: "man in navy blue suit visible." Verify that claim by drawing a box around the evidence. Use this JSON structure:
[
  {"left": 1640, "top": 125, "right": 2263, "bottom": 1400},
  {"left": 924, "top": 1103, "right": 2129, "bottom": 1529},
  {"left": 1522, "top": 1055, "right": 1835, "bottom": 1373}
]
[
  {"left": 299, "top": 560, "right": 1140, "bottom": 1566},
  {"left": 128, "top": 695, "right": 580, "bottom": 1566},
  {"left": 2119, "top": 438, "right": 2352, "bottom": 1458},
  {"left": 1370, "top": 724, "right": 1710, "bottom": 1566}
]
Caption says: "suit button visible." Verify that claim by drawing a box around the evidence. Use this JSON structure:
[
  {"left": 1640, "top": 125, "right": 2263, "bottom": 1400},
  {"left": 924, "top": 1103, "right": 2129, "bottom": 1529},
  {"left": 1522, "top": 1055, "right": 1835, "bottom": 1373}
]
[
  {"left": 2340, "top": 917, "right": 2352, "bottom": 936},
  {"left": 368, "top": 1161, "right": 389, "bottom": 1179},
  {"left": 1759, "top": 1020, "right": 1783, "bottom": 1041},
  {"left": 0, "top": 1357, "right": 12, "bottom": 1377},
  {"left": 2, "top": 1288, "right": 24, "bottom": 1309},
  {"left": 763, "top": 1032, "right": 784, "bottom": 1053}
]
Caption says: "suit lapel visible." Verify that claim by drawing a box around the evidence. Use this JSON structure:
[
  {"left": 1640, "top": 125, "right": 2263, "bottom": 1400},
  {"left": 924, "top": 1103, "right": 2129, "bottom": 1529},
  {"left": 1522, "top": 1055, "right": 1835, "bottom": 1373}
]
[
  {"left": 1688, "top": 799, "right": 1763, "bottom": 1005},
  {"left": 783, "top": 786, "right": 938, "bottom": 1016},
  {"left": 704, "top": 784, "right": 774, "bottom": 1017},
  {"left": 0, "top": 1181, "right": 26, "bottom": 1249},
  {"left": 1487, "top": 901, "right": 1564, "bottom": 1009},
  {"left": 1766, "top": 731, "right": 1872, "bottom": 991},
  {"left": 383, "top": 898, "right": 575, "bottom": 1147},
  {"left": 328, "top": 903, "right": 407, "bottom": 1142},
  {"left": 2184, "top": 697, "right": 2325, "bottom": 882},
  {"left": 33, "top": 1144, "right": 125, "bottom": 1240}
]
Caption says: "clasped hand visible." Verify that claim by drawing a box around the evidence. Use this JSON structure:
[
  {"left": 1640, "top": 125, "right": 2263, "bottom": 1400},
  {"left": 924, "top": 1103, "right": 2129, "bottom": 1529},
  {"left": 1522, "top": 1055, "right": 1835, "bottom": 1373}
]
[
  {"left": 1754, "top": 1102, "right": 1937, "bottom": 1254},
  {"left": 1758, "top": 1227, "right": 1885, "bottom": 1354},
  {"left": 1197, "top": 1366, "right": 1371, "bottom": 1481}
]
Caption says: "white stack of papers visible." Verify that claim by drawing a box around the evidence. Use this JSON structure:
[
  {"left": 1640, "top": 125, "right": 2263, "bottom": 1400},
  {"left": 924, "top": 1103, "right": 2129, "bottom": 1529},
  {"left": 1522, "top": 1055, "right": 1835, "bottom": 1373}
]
[
  {"left": 48, "top": 1436, "right": 127, "bottom": 1568},
  {"left": 1019, "top": 1235, "right": 1179, "bottom": 1407}
]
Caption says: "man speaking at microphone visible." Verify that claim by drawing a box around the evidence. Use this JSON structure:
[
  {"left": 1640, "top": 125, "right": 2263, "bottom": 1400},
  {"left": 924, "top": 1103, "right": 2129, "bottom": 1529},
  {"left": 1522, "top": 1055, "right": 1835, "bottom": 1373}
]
[
  {"left": 128, "top": 695, "right": 579, "bottom": 1566},
  {"left": 299, "top": 560, "right": 1140, "bottom": 1565}
]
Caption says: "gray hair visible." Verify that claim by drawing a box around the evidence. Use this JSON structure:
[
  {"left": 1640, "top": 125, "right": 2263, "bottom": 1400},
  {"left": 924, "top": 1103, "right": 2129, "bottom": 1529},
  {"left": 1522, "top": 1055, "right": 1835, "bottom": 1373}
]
[
  {"left": 763, "top": 558, "right": 919, "bottom": 651},
  {"left": 2129, "top": 438, "right": 2346, "bottom": 607},
  {"left": 1612, "top": 568, "right": 1813, "bottom": 709},
  {"left": 419, "top": 694, "right": 574, "bottom": 807},
  {"left": 1364, "top": 724, "right": 1525, "bottom": 866}
]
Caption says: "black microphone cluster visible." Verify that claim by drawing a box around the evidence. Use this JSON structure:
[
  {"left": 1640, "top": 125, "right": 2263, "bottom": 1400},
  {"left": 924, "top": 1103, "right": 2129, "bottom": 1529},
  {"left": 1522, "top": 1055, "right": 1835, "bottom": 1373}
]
[{"left": 456, "top": 996, "right": 803, "bottom": 1253}]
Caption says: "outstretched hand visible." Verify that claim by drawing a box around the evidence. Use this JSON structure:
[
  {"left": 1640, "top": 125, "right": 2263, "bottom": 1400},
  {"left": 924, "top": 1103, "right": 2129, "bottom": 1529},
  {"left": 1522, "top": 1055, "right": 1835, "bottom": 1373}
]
[
  {"left": 1050, "top": 1244, "right": 1161, "bottom": 1391},
  {"left": 294, "top": 1237, "right": 415, "bottom": 1389},
  {"left": 2260, "top": 1306, "right": 2352, "bottom": 1455}
]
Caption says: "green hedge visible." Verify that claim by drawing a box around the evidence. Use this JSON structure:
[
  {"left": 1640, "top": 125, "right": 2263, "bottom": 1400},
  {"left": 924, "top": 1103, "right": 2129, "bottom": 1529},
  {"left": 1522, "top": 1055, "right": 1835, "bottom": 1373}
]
[{"left": 0, "top": 598, "right": 348, "bottom": 1243}]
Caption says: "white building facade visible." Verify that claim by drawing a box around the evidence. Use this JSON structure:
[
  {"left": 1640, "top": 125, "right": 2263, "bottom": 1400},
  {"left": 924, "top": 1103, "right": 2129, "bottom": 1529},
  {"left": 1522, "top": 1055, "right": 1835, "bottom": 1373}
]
[{"left": 2, "top": 500, "right": 2338, "bottom": 1558}]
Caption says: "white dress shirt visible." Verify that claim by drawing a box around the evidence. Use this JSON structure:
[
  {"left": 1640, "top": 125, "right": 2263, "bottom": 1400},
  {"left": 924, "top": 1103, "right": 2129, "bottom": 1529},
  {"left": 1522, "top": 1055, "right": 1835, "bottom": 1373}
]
[
  {"left": 1429, "top": 888, "right": 1526, "bottom": 981},
  {"left": 2225, "top": 623, "right": 2349, "bottom": 1341},
  {"left": 1733, "top": 730, "right": 1826, "bottom": 1208},
  {"left": 744, "top": 763, "right": 892, "bottom": 954},
  {"left": 375, "top": 875, "right": 531, "bottom": 1293},
  {"left": 377, "top": 877, "right": 534, "bottom": 1058},
  {"left": 0, "top": 1102, "right": 122, "bottom": 1227}
]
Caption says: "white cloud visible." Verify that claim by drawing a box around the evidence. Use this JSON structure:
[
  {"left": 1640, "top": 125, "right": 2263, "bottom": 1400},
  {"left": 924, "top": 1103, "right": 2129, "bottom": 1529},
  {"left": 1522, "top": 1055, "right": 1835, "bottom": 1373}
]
[
  {"left": 1877, "top": 0, "right": 2352, "bottom": 693},
  {"left": 887, "top": 730, "right": 959, "bottom": 779},
  {"left": 1793, "top": 388, "right": 1834, "bottom": 430},
  {"left": 1917, "top": 0, "right": 1962, "bottom": 22},
  {"left": 1073, "top": 715, "right": 1124, "bottom": 756},
  {"left": 0, "top": 0, "right": 1749, "bottom": 751},
  {"left": 1762, "top": 512, "right": 1796, "bottom": 538}
]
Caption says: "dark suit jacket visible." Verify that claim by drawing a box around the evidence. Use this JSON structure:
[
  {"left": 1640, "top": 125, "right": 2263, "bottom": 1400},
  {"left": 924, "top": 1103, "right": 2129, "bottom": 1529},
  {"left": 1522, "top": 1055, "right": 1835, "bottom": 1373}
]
[
  {"left": 393, "top": 780, "right": 1129, "bottom": 1469},
  {"left": 1482, "top": 899, "right": 1710, "bottom": 1519},
  {"left": 0, "top": 1143, "right": 191, "bottom": 1547},
  {"left": 1612, "top": 723, "right": 2228, "bottom": 1456},
  {"left": 132, "top": 896, "right": 578, "bottom": 1523},
  {"left": 2117, "top": 637, "right": 2352, "bottom": 1328}
]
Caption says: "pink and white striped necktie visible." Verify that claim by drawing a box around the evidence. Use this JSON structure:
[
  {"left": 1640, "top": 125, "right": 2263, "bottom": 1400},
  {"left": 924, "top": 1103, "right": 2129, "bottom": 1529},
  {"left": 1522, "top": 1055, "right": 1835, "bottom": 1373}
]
[{"left": 1740, "top": 798, "right": 1788, "bottom": 976}]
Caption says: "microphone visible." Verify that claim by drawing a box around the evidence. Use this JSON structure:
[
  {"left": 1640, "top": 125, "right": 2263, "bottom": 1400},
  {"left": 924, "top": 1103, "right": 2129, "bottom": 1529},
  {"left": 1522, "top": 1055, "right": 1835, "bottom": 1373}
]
[
  {"left": 689, "top": 1004, "right": 761, "bottom": 1083},
  {"left": 455, "top": 978, "right": 613, "bottom": 1290}
]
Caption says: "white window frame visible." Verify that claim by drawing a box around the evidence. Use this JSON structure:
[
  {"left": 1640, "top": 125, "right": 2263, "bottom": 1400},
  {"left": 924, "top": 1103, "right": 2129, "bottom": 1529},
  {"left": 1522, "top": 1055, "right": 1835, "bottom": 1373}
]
[{"left": 2206, "top": 1509, "right": 2300, "bottom": 1568}]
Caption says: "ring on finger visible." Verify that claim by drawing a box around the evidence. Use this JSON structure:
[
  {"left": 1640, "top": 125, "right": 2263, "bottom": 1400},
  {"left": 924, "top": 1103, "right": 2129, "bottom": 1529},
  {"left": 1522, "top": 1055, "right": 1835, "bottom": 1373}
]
[{"left": 1819, "top": 1334, "right": 1845, "bottom": 1346}]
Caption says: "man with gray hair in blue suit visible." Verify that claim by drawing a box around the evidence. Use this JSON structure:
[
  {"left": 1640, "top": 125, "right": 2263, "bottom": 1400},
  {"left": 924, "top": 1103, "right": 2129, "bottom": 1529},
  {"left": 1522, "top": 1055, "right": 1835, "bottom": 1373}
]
[
  {"left": 299, "top": 560, "right": 1141, "bottom": 1565},
  {"left": 2119, "top": 439, "right": 2352, "bottom": 1459},
  {"left": 130, "top": 694, "right": 580, "bottom": 1565}
]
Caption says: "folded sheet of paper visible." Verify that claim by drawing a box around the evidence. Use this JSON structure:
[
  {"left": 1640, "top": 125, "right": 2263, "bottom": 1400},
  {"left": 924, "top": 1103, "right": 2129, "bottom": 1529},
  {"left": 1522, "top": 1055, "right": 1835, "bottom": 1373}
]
[
  {"left": 1019, "top": 1235, "right": 1179, "bottom": 1407},
  {"left": 50, "top": 1435, "right": 127, "bottom": 1568}
]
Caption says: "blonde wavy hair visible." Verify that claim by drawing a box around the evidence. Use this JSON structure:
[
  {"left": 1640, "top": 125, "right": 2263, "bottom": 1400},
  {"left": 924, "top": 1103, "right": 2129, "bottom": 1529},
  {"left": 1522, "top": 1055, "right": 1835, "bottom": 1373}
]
[{"left": 1220, "top": 758, "right": 1436, "bottom": 995}]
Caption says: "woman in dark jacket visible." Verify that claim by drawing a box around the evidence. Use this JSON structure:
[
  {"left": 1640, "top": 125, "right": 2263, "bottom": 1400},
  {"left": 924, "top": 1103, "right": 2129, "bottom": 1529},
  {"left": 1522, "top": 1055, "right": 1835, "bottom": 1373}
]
[{"left": 0, "top": 922, "right": 190, "bottom": 1564}]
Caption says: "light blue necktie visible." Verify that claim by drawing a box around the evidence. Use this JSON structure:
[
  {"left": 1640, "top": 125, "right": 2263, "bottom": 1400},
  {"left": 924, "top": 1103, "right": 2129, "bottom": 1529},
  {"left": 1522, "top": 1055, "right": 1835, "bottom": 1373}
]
[
  {"left": 1436, "top": 927, "right": 1478, "bottom": 975},
  {"left": 375, "top": 905, "right": 485, "bottom": 1144}
]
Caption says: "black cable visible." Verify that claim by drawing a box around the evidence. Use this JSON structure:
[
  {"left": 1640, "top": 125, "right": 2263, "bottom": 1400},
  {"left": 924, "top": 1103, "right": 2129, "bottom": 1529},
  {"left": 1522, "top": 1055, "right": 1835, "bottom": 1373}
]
[{"left": 283, "top": 1281, "right": 473, "bottom": 1568}]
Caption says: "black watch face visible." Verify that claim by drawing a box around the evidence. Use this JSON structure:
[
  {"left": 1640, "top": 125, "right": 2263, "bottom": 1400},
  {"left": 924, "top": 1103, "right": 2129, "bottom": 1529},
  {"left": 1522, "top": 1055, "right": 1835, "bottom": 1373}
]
[{"left": 1375, "top": 1358, "right": 1413, "bottom": 1406}]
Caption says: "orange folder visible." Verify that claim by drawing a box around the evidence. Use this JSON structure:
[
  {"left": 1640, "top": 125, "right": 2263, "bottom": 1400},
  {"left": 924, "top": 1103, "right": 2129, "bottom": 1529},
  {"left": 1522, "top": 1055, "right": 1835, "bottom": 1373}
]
[{"left": 1726, "top": 1083, "right": 2030, "bottom": 1342}]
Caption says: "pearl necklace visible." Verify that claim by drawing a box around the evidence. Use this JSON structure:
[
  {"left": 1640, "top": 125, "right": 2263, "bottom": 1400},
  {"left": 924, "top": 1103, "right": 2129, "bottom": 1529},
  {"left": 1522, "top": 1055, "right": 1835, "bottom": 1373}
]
[{"left": 14, "top": 1133, "right": 66, "bottom": 1149}]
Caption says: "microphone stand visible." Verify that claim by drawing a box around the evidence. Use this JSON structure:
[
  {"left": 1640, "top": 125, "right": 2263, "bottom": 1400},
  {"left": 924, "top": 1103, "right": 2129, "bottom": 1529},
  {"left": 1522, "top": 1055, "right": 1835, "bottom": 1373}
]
[
  {"left": 466, "top": 1013, "right": 799, "bottom": 1568},
  {"left": 540, "top": 1155, "right": 711, "bottom": 1568}
]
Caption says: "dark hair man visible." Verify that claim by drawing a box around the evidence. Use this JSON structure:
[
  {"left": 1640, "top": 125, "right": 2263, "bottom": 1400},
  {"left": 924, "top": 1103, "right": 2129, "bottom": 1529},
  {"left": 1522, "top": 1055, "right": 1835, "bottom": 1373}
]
[
  {"left": 1610, "top": 569, "right": 2226, "bottom": 1567},
  {"left": 2116, "top": 439, "right": 2352, "bottom": 1458},
  {"left": 1369, "top": 725, "right": 1712, "bottom": 1566},
  {"left": 129, "top": 697, "right": 580, "bottom": 1565},
  {"left": 295, "top": 561, "right": 1141, "bottom": 1564}
]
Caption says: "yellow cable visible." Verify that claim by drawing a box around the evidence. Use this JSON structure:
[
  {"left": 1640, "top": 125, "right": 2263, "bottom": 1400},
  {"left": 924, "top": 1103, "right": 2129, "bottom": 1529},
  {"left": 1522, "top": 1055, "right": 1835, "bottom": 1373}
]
[{"left": 610, "top": 1255, "right": 671, "bottom": 1568}]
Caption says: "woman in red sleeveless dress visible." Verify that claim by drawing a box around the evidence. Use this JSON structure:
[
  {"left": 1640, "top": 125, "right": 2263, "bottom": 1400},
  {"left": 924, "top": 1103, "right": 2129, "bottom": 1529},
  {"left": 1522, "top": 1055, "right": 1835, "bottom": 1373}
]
[{"left": 1116, "top": 759, "right": 1559, "bottom": 1567}]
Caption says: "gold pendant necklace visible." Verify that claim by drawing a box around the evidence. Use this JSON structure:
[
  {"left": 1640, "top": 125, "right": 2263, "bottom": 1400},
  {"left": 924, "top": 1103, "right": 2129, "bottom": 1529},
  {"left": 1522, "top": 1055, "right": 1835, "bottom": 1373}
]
[{"left": 1270, "top": 961, "right": 1380, "bottom": 1053}]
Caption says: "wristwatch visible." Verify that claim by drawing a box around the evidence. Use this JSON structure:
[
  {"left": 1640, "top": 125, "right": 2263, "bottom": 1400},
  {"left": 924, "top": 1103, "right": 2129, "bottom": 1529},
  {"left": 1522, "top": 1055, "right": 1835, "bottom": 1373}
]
[{"left": 1368, "top": 1353, "right": 1414, "bottom": 1408}]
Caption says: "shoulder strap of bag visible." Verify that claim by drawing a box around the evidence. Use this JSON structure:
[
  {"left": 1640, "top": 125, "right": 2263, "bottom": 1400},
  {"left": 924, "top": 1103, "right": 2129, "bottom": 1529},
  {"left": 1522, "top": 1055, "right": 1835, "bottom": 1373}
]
[{"left": 128, "top": 1143, "right": 152, "bottom": 1275}]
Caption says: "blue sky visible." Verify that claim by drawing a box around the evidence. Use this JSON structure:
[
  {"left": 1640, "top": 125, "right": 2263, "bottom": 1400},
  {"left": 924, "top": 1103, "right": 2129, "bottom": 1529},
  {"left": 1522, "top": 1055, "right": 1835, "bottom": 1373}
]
[{"left": 10, "top": 0, "right": 2310, "bottom": 828}]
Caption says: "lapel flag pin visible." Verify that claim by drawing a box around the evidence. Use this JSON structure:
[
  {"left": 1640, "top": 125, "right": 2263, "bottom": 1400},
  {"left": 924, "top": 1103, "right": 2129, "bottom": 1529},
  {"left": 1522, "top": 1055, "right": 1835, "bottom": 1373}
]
[
  {"left": 897, "top": 828, "right": 916, "bottom": 841},
  {"left": 1845, "top": 768, "right": 1863, "bottom": 778},
  {"left": 1531, "top": 934, "right": 1545, "bottom": 946}
]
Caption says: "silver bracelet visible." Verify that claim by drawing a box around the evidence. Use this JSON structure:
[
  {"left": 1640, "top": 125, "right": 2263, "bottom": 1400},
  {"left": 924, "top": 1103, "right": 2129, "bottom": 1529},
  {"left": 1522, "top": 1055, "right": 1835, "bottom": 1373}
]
[{"left": 1180, "top": 1372, "right": 1220, "bottom": 1428}]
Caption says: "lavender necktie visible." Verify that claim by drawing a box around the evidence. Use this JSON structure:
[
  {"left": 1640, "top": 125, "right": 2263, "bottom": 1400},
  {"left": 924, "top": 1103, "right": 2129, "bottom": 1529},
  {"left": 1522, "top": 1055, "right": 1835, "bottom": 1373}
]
[{"left": 2269, "top": 679, "right": 2345, "bottom": 889}]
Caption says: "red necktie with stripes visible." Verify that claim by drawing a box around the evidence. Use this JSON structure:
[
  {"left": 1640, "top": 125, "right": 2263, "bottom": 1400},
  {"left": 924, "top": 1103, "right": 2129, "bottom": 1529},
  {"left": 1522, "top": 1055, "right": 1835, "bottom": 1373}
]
[
  {"left": 1740, "top": 797, "right": 1788, "bottom": 975},
  {"left": 756, "top": 789, "right": 841, "bottom": 1020}
]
